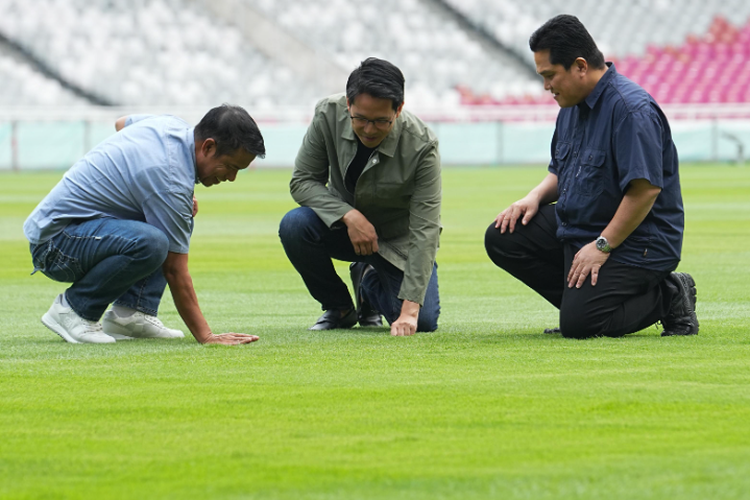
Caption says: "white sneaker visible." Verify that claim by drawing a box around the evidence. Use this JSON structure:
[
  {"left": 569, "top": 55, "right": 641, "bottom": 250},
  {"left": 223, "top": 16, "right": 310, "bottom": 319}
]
[
  {"left": 41, "top": 295, "right": 115, "bottom": 344},
  {"left": 102, "top": 310, "right": 185, "bottom": 339}
]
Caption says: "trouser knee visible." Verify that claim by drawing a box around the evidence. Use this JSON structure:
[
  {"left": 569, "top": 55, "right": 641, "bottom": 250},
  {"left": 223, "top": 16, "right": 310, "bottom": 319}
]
[
  {"left": 484, "top": 223, "right": 529, "bottom": 265},
  {"left": 279, "top": 207, "right": 324, "bottom": 248},
  {"left": 135, "top": 226, "right": 169, "bottom": 271},
  {"left": 417, "top": 314, "right": 439, "bottom": 332},
  {"left": 560, "top": 309, "right": 622, "bottom": 339}
]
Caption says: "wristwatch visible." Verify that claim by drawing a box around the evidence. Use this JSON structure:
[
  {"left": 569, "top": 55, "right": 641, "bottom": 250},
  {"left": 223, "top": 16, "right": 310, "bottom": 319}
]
[{"left": 595, "top": 235, "right": 612, "bottom": 253}]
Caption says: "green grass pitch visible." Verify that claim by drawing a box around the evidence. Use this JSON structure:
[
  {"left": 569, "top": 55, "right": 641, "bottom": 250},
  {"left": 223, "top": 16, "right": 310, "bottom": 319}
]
[{"left": 1, "top": 165, "right": 749, "bottom": 499}]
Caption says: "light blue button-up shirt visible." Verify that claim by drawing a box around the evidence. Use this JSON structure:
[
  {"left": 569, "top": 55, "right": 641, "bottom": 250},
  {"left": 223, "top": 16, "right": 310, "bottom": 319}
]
[{"left": 24, "top": 114, "right": 197, "bottom": 254}]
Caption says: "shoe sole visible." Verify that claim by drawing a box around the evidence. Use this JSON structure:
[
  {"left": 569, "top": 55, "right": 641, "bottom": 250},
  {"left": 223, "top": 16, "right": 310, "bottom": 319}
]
[
  {"left": 661, "top": 272, "right": 699, "bottom": 336},
  {"left": 41, "top": 313, "right": 115, "bottom": 344},
  {"left": 102, "top": 320, "right": 184, "bottom": 339}
]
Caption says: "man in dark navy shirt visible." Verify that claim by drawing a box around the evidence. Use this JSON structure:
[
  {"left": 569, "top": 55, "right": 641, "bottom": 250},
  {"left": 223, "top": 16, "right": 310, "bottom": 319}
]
[{"left": 484, "top": 14, "right": 698, "bottom": 339}]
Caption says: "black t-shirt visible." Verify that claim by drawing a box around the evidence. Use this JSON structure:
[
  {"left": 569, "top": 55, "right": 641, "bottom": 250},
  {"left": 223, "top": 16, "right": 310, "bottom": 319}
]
[{"left": 345, "top": 137, "right": 376, "bottom": 193}]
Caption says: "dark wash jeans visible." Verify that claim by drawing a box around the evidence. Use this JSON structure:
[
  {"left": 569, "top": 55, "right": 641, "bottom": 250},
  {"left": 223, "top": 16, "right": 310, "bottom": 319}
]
[
  {"left": 484, "top": 204, "right": 677, "bottom": 339},
  {"left": 30, "top": 218, "right": 170, "bottom": 321},
  {"left": 279, "top": 207, "right": 440, "bottom": 332}
]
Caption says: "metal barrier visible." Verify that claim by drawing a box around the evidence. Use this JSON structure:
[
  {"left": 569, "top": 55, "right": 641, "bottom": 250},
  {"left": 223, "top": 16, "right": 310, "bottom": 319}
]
[{"left": 1, "top": 103, "right": 750, "bottom": 169}]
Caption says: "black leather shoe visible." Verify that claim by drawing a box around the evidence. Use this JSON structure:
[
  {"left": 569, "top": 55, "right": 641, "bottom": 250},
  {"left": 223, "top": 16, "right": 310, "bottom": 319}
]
[
  {"left": 543, "top": 327, "right": 561, "bottom": 334},
  {"left": 350, "top": 262, "right": 383, "bottom": 327},
  {"left": 309, "top": 308, "right": 357, "bottom": 331},
  {"left": 661, "top": 272, "right": 699, "bottom": 336}
]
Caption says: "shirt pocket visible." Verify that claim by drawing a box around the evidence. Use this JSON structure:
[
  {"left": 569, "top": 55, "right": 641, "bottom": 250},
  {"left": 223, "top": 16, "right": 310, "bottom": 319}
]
[
  {"left": 553, "top": 142, "right": 571, "bottom": 171},
  {"left": 576, "top": 148, "right": 606, "bottom": 196}
]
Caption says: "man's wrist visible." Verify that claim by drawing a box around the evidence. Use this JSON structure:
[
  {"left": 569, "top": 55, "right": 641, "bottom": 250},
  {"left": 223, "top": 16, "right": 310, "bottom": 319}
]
[
  {"left": 400, "top": 300, "right": 420, "bottom": 318},
  {"left": 595, "top": 235, "right": 612, "bottom": 253}
]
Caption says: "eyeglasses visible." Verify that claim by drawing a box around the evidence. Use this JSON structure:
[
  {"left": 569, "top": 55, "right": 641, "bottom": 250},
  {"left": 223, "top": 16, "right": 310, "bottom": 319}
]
[{"left": 350, "top": 114, "right": 394, "bottom": 130}]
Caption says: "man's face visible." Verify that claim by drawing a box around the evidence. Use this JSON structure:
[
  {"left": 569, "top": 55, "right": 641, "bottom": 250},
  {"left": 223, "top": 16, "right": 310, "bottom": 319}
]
[
  {"left": 196, "top": 140, "right": 256, "bottom": 187},
  {"left": 534, "top": 49, "right": 588, "bottom": 108},
  {"left": 347, "top": 93, "right": 403, "bottom": 148}
]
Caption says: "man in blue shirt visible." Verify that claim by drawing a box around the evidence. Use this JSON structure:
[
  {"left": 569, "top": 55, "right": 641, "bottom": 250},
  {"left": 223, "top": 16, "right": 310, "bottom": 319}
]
[
  {"left": 24, "top": 105, "right": 265, "bottom": 345},
  {"left": 484, "top": 15, "right": 698, "bottom": 339}
]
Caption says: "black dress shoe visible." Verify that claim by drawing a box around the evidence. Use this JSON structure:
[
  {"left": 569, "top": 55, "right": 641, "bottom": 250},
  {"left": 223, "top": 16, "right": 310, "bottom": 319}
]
[
  {"left": 543, "top": 327, "right": 561, "bottom": 334},
  {"left": 661, "top": 272, "right": 699, "bottom": 336},
  {"left": 309, "top": 308, "right": 357, "bottom": 330},
  {"left": 350, "top": 262, "right": 383, "bottom": 327}
]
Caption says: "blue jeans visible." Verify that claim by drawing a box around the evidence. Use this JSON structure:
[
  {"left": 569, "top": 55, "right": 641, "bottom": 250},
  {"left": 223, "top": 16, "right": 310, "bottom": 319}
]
[
  {"left": 279, "top": 207, "right": 440, "bottom": 331},
  {"left": 30, "top": 218, "right": 170, "bottom": 321}
]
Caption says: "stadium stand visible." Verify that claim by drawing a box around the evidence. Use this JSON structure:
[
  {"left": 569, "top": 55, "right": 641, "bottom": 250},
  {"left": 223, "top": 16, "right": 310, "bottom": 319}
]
[
  {"left": 244, "top": 0, "right": 540, "bottom": 107},
  {"left": 0, "top": 0, "right": 318, "bottom": 108},
  {"left": 0, "top": 50, "right": 87, "bottom": 106},
  {"left": 0, "top": 0, "right": 749, "bottom": 108},
  {"left": 444, "top": 0, "right": 750, "bottom": 105}
]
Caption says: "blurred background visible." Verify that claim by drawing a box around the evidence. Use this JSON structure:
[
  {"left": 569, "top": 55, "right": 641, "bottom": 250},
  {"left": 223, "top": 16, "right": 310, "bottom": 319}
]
[{"left": 1, "top": 0, "right": 750, "bottom": 168}]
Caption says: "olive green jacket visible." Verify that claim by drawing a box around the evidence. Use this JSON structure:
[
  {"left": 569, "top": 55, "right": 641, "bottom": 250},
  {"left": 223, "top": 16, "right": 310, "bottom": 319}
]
[{"left": 291, "top": 94, "right": 441, "bottom": 305}]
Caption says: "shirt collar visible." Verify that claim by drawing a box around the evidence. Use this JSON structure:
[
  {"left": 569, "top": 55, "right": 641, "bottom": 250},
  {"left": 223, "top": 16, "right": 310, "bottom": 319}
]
[
  {"left": 581, "top": 62, "right": 616, "bottom": 110},
  {"left": 341, "top": 107, "right": 401, "bottom": 158},
  {"left": 188, "top": 126, "right": 199, "bottom": 184}
]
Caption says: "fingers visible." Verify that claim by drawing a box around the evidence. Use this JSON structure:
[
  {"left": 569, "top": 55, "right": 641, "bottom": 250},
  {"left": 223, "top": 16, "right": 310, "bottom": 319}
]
[
  {"left": 209, "top": 333, "right": 259, "bottom": 345},
  {"left": 496, "top": 205, "right": 529, "bottom": 234},
  {"left": 390, "top": 322, "right": 416, "bottom": 336},
  {"left": 352, "top": 237, "right": 378, "bottom": 256},
  {"left": 575, "top": 268, "right": 589, "bottom": 289},
  {"left": 494, "top": 211, "right": 506, "bottom": 229},
  {"left": 567, "top": 263, "right": 600, "bottom": 288}
]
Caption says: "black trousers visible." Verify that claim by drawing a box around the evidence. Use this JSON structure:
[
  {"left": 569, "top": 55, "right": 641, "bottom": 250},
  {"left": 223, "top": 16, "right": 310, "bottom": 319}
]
[{"left": 484, "top": 205, "right": 677, "bottom": 339}]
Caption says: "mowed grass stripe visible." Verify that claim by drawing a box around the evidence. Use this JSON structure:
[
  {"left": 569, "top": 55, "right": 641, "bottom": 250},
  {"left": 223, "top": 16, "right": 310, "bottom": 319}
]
[{"left": 0, "top": 165, "right": 749, "bottom": 500}]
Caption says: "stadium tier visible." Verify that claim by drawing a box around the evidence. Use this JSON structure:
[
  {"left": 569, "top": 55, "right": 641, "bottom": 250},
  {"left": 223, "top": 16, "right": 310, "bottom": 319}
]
[
  {"left": 0, "top": 51, "right": 87, "bottom": 106},
  {"left": 0, "top": 0, "right": 749, "bottom": 107},
  {"left": 0, "top": 0, "right": 318, "bottom": 108}
]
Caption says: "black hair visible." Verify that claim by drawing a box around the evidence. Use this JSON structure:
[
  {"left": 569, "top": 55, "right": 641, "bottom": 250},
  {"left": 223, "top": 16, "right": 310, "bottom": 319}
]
[
  {"left": 346, "top": 57, "right": 405, "bottom": 111},
  {"left": 194, "top": 104, "right": 266, "bottom": 158},
  {"left": 529, "top": 14, "right": 605, "bottom": 70}
]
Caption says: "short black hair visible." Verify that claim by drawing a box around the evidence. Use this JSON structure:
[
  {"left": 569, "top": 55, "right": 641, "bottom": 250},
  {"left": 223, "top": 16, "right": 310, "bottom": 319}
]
[
  {"left": 346, "top": 57, "right": 405, "bottom": 112},
  {"left": 194, "top": 104, "right": 266, "bottom": 158},
  {"left": 529, "top": 14, "right": 605, "bottom": 70}
]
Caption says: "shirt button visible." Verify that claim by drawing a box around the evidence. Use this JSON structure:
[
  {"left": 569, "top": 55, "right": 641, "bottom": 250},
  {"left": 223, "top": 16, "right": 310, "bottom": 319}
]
[{"left": 562, "top": 222, "right": 568, "bottom": 227}]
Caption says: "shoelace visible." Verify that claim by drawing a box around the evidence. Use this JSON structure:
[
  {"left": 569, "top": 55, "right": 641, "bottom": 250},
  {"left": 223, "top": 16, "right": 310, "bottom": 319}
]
[
  {"left": 83, "top": 320, "right": 104, "bottom": 334},
  {"left": 143, "top": 314, "right": 166, "bottom": 328}
]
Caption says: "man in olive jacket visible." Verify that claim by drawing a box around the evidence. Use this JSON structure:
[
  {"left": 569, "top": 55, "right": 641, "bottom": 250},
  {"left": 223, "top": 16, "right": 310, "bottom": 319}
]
[{"left": 279, "top": 57, "right": 441, "bottom": 336}]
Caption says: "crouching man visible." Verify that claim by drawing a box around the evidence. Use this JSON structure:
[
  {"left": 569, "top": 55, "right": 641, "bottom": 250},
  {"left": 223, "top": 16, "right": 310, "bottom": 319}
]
[
  {"left": 24, "top": 105, "right": 265, "bottom": 345},
  {"left": 279, "top": 57, "right": 441, "bottom": 336},
  {"left": 485, "top": 15, "right": 698, "bottom": 339}
]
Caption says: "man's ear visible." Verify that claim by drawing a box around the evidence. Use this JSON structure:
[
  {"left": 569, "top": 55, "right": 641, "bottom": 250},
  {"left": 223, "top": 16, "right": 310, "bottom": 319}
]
[
  {"left": 201, "top": 138, "right": 216, "bottom": 158},
  {"left": 574, "top": 57, "right": 588, "bottom": 75},
  {"left": 395, "top": 101, "right": 405, "bottom": 118}
]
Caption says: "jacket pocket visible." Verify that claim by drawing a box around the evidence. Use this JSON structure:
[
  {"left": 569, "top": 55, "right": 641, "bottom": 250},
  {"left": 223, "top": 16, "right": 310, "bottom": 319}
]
[{"left": 377, "top": 214, "right": 410, "bottom": 240}]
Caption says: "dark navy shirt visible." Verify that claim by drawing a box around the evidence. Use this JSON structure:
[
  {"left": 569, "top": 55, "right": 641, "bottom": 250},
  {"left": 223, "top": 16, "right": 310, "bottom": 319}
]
[{"left": 549, "top": 63, "right": 683, "bottom": 271}]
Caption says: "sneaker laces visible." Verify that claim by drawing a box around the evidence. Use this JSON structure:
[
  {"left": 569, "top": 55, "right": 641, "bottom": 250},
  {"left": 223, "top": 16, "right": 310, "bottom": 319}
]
[
  {"left": 143, "top": 314, "right": 166, "bottom": 328},
  {"left": 82, "top": 319, "right": 104, "bottom": 334}
]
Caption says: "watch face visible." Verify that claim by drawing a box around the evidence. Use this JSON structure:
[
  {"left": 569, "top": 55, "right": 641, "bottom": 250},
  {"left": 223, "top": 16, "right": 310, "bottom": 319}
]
[{"left": 596, "top": 237, "right": 609, "bottom": 252}]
